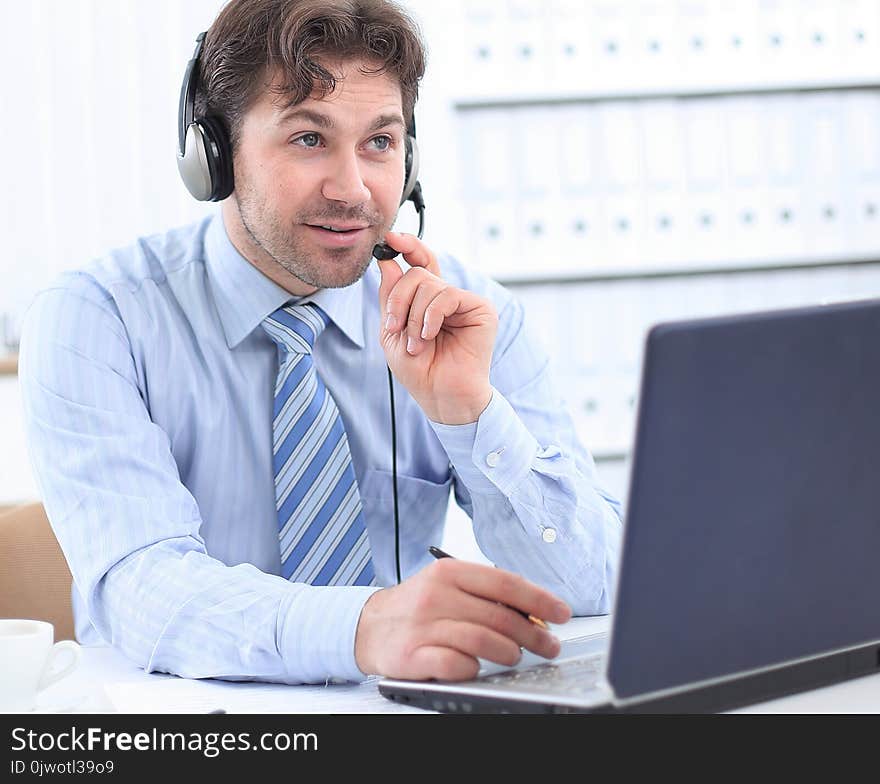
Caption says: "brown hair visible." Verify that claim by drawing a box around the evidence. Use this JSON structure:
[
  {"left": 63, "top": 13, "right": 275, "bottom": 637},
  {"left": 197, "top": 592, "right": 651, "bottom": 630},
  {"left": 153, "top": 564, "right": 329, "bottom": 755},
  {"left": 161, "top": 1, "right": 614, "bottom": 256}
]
[{"left": 195, "top": 0, "right": 427, "bottom": 148}]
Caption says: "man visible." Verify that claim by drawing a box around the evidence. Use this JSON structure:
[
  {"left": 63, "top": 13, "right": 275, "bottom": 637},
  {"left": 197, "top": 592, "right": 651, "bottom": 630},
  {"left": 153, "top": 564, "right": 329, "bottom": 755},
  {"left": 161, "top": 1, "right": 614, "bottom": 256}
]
[{"left": 19, "top": 0, "right": 622, "bottom": 684}]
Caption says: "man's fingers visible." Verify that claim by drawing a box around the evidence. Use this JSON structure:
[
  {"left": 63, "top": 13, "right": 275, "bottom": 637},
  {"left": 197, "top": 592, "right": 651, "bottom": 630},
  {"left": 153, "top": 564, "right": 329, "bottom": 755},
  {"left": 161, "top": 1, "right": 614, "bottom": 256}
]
[
  {"left": 377, "top": 258, "right": 405, "bottom": 320},
  {"left": 404, "top": 279, "right": 449, "bottom": 353},
  {"left": 407, "top": 645, "right": 480, "bottom": 682},
  {"left": 383, "top": 266, "right": 441, "bottom": 338},
  {"left": 449, "top": 591, "right": 563, "bottom": 660},
  {"left": 430, "top": 619, "right": 522, "bottom": 670},
  {"left": 433, "top": 557, "right": 572, "bottom": 626},
  {"left": 420, "top": 286, "right": 479, "bottom": 340},
  {"left": 381, "top": 231, "right": 442, "bottom": 276},
  {"left": 355, "top": 559, "right": 570, "bottom": 681},
  {"left": 375, "top": 233, "right": 447, "bottom": 342}
]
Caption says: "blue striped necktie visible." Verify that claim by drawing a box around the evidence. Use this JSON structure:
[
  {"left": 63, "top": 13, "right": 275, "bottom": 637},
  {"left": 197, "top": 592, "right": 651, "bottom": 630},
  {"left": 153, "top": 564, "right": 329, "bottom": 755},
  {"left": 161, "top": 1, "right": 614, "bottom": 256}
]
[{"left": 261, "top": 302, "right": 376, "bottom": 586}]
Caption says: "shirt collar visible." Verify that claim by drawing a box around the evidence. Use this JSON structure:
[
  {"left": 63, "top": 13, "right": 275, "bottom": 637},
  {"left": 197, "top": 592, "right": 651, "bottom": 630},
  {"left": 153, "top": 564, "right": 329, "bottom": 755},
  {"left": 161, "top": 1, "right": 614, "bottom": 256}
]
[{"left": 205, "top": 213, "right": 366, "bottom": 350}]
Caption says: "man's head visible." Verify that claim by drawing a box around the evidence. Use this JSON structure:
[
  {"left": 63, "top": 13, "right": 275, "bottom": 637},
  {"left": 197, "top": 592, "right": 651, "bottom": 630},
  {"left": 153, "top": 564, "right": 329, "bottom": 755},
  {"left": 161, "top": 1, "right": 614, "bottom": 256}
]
[{"left": 196, "top": 0, "right": 426, "bottom": 295}]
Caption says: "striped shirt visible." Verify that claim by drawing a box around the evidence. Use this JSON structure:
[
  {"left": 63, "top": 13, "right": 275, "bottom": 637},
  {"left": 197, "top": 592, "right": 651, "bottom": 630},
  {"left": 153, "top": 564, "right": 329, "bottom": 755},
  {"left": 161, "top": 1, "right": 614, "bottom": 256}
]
[{"left": 18, "top": 213, "right": 623, "bottom": 684}]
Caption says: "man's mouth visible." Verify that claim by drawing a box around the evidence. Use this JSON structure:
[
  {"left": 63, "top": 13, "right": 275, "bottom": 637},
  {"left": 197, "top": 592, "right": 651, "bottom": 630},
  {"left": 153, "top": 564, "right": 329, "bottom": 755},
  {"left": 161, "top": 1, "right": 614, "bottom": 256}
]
[
  {"left": 304, "top": 223, "right": 371, "bottom": 247},
  {"left": 306, "top": 223, "right": 369, "bottom": 233}
]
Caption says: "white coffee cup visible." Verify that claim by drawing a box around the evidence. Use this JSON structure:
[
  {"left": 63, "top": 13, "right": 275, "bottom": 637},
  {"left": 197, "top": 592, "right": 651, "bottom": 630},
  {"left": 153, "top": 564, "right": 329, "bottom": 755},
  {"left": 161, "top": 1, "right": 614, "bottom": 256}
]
[{"left": 0, "top": 619, "right": 81, "bottom": 712}]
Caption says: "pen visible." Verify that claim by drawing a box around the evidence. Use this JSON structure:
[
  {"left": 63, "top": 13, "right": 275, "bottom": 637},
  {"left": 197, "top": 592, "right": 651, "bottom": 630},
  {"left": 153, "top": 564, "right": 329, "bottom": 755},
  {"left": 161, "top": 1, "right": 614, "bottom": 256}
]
[{"left": 428, "top": 546, "right": 549, "bottom": 630}]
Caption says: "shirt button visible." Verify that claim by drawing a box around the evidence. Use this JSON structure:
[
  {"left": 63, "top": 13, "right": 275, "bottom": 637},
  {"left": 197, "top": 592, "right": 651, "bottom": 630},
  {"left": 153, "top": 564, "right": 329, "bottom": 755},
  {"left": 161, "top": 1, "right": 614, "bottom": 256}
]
[
  {"left": 486, "top": 451, "right": 502, "bottom": 467},
  {"left": 541, "top": 527, "right": 557, "bottom": 544}
]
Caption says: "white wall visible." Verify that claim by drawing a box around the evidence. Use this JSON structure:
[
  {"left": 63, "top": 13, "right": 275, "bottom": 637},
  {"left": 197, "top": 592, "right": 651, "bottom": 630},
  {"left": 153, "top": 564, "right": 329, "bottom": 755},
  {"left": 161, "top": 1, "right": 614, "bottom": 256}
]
[
  {"left": 0, "top": 0, "right": 459, "bottom": 329},
  {"left": 2, "top": 0, "right": 879, "bottom": 523}
]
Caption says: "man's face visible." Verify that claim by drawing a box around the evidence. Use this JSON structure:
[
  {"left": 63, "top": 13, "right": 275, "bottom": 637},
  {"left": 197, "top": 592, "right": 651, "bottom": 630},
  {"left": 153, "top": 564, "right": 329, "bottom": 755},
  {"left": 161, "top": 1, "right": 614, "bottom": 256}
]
[{"left": 226, "top": 60, "right": 407, "bottom": 294}]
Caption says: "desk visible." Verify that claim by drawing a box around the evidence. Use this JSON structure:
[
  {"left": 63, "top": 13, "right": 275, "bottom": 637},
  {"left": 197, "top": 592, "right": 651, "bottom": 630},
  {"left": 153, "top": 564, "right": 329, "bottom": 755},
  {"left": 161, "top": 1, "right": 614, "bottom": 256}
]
[
  {"left": 29, "top": 616, "right": 606, "bottom": 714},
  {"left": 27, "top": 616, "right": 880, "bottom": 714}
]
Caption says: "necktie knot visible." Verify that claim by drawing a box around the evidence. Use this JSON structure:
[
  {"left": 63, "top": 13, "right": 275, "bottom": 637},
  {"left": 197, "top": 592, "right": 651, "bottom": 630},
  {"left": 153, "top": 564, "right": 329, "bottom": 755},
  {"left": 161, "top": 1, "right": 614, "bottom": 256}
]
[{"left": 262, "top": 302, "right": 329, "bottom": 356}]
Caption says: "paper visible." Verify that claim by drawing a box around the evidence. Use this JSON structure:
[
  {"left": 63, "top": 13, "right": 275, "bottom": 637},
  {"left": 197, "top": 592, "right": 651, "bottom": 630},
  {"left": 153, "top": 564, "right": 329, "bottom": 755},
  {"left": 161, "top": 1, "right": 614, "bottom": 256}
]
[
  {"left": 102, "top": 617, "right": 612, "bottom": 715},
  {"left": 104, "top": 675, "right": 429, "bottom": 715}
]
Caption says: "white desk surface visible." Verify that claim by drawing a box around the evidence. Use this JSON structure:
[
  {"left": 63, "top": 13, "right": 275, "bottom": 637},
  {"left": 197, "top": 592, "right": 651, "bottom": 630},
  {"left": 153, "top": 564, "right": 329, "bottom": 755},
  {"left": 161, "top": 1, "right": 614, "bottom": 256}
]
[{"left": 24, "top": 615, "right": 880, "bottom": 714}]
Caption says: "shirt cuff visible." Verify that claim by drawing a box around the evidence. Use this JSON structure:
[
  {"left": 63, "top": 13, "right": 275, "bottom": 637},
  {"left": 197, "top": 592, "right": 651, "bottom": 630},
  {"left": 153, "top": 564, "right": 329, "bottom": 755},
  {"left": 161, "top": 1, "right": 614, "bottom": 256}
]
[
  {"left": 278, "top": 584, "right": 382, "bottom": 683},
  {"left": 430, "top": 387, "right": 539, "bottom": 497}
]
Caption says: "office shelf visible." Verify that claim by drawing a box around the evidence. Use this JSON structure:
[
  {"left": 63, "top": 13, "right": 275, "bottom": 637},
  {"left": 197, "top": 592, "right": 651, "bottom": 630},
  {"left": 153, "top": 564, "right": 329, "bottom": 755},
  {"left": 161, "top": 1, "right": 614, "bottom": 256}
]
[
  {"left": 495, "top": 255, "right": 880, "bottom": 288},
  {"left": 454, "top": 79, "right": 880, "bottom": 111},
  {"left": 445, "top": 27, "right": 880, "bottom": 463}
]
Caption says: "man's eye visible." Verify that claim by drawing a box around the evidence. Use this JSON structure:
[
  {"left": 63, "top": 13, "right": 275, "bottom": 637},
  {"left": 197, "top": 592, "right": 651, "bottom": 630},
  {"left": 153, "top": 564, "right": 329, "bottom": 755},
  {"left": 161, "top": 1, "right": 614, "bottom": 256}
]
[
  {"left": 293, "top": 133, "right": 321, "bottom": 148},
  {"left": 369, "top": 135, "right": 392, "bottom": 151}
]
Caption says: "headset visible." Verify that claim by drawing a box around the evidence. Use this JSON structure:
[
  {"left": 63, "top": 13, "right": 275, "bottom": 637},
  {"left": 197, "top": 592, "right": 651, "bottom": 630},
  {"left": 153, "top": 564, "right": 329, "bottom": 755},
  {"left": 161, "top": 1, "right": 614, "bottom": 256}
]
[
  {"left": 176, "top": 31, "right": 425, "bottom": 253},
  {"left": 177, "top": 31, "right": 429, "bottom": 584}
]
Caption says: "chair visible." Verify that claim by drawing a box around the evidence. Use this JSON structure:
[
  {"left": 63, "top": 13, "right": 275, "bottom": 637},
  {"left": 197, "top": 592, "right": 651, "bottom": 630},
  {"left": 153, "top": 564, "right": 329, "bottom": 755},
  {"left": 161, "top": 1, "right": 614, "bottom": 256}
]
[{"left": 0, "top": 503, "right": 75, "bottom": 641}]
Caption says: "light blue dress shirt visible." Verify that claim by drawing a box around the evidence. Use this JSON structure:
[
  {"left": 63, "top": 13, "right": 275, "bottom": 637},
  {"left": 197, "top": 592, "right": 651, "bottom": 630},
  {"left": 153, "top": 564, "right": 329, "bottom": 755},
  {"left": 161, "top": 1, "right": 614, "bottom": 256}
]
[{"left": 19, "top": 213, "right": 623, "bottom": 684}]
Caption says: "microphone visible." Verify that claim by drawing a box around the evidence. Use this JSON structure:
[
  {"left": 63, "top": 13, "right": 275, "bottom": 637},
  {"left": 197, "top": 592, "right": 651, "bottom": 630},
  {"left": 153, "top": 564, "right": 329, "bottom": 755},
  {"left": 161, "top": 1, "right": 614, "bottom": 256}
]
[{"left": 372, "top": 182, "right": 425, "bottom": 260}]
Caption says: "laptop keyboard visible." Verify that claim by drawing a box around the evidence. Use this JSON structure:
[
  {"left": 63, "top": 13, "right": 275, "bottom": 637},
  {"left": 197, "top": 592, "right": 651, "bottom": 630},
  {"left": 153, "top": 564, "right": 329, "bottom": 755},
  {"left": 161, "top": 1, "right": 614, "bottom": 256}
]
[{"left": 478, "top": 653, "right": 606, "bottom": 696}]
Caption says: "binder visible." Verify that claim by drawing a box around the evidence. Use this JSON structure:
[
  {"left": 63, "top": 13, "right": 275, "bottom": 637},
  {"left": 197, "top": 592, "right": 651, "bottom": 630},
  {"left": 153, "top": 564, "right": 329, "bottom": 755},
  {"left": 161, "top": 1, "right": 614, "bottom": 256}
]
[
  {"left": 799, "top": 92, "right": 846, "bottom": 257},
  {"left": 725, "top": 95, "right": 767, "bottom": 262},
  {"left": 761, "top": 94, "right": 805, "bottom": 259},
  {"left": 462, "top": 109, "right": 515, "bottom": 201},
  {"left": 681, "top": 99, "right": 728, "bottom": 264},
  {"left": 568, "top": 282, "right": 614, "bottom": 452},
  {"left": 839, "top": 0, "right": 880, "bottom": 81},
  {"left": 714, "top": 0, "right": 762, "bottom": 87},
  {"left": 676, "top": 0, "right": 720, "bottom": 89},
  {"left": 458, "top": 0, "right": 508, "bottom": 99},
  {"left": 557, "top": 104, "right": 598, "bottom": 196},
  {"left": 556, "top": 104, "right": 602, "bottom": 272},
  {"left": 570, "top": 369, "right": 606, "bottom": 456},
  {"left": 505, "top": 0, "right": 551, "bottom": 97},
  {"left": 622, "top": 0, "right": 680, "bottom": 91},
  {"left": 513, "top": 105, "right": 563, "bottom": 273},
  {"left": 841, "top": 90, "right": 880, "bottom": 256},
  {"left": 460, "top": 108, "right": 516, "bottom": 274},
  {"left": 602, "top": 194, "right": 645, "bottom": 268},
  {"left": 515, "top": 198, "right": 565, "bottom": 277},
  {"left": 756, "top": 0, "right": 800, "bottom": 84},
  {"left": 590, "top": 2, "right": 638, "bottom": 92},
  {"left": 841, "top": 90, "right": 880, "bottom": 182},
  {"left": 514, "top": 105, "right": 553, "bottom": 198},
  {"left": 517, "top": 286, "right": 562, "bottom": 364},
  {"left": 557, "top": 196, "right": 607, "bottom": 273},
  {"left": 569, "top": 282, "right": 610, "bottom": 377},
  {"left": 640, "top": 99, "right": 686, "bottom": 190},
  {"left": 640, "top": 99, "right": 687, "bottom": 266},
  {"left": 642, "top": 190, "right": 688, "bottom": 267},
  {"left": 597, "top": 102, "right": 642, "bottom": 191},
  {"left": 847, "top": 183, "right": 880, "bottom": 257},
  {"left": 546, "top": 0, "right": 595, "bottom": 94},
  {"left": 795, "top": 0, "right": 844, "bottom": 82},
  {"left": 682, "top": 99, "right": 726, "bottom": 189},
  {"left": 603, "top": 369, "right": 639, "bottom": 454},
  {"left": 469, "top": 201, "right": 517, "bottom": 280}
]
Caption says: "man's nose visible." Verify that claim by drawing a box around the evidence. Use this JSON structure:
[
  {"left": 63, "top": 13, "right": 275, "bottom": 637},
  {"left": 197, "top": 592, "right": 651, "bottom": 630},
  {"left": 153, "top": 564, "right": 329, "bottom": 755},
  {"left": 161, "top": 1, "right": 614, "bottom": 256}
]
[{"left": 321, "top": 150, "right": 371, "bottom": 205}]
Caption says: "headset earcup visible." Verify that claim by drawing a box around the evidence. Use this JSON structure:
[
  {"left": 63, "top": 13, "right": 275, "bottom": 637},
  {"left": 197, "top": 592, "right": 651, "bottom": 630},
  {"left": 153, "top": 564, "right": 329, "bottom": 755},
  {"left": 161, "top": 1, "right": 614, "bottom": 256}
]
[
  {"left": 198, "top": 115, "right": 235, "bottom": 201},
  {"left": 177, "top": 123, "right": 215, "bottom": 201},
  {"left": 400, "top": 133, "right": 420, "bottom": 205}
]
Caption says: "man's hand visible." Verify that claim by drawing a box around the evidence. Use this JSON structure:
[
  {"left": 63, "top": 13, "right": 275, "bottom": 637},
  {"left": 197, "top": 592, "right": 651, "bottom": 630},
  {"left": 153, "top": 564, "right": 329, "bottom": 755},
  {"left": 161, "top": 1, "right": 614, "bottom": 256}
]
[
  {"left": 354, "top": 558, "right": 573, "bottom": 681},
  {"left": 376, "top": 231, "right": 498, "bottom": 425}
]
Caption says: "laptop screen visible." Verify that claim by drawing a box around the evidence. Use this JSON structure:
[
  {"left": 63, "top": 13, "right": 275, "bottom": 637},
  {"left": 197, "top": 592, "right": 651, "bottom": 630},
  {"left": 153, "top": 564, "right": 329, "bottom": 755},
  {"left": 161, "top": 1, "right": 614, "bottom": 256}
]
[{"left": 607, "top": 299, "right": 880, "bottom": 701}]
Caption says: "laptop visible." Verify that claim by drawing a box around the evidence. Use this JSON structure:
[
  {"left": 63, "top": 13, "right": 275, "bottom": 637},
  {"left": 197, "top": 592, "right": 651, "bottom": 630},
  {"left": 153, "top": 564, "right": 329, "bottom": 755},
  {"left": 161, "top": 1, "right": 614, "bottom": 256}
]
[{"left": 379, "top": 297, "right": 880, "bottom": 713}]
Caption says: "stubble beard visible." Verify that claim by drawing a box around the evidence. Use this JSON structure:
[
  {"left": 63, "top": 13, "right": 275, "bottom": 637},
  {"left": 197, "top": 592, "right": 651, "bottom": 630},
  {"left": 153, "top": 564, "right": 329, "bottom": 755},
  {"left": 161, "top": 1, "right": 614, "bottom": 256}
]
[{"left": 235, "top": 178, "right": 392, "bottom": 290}]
